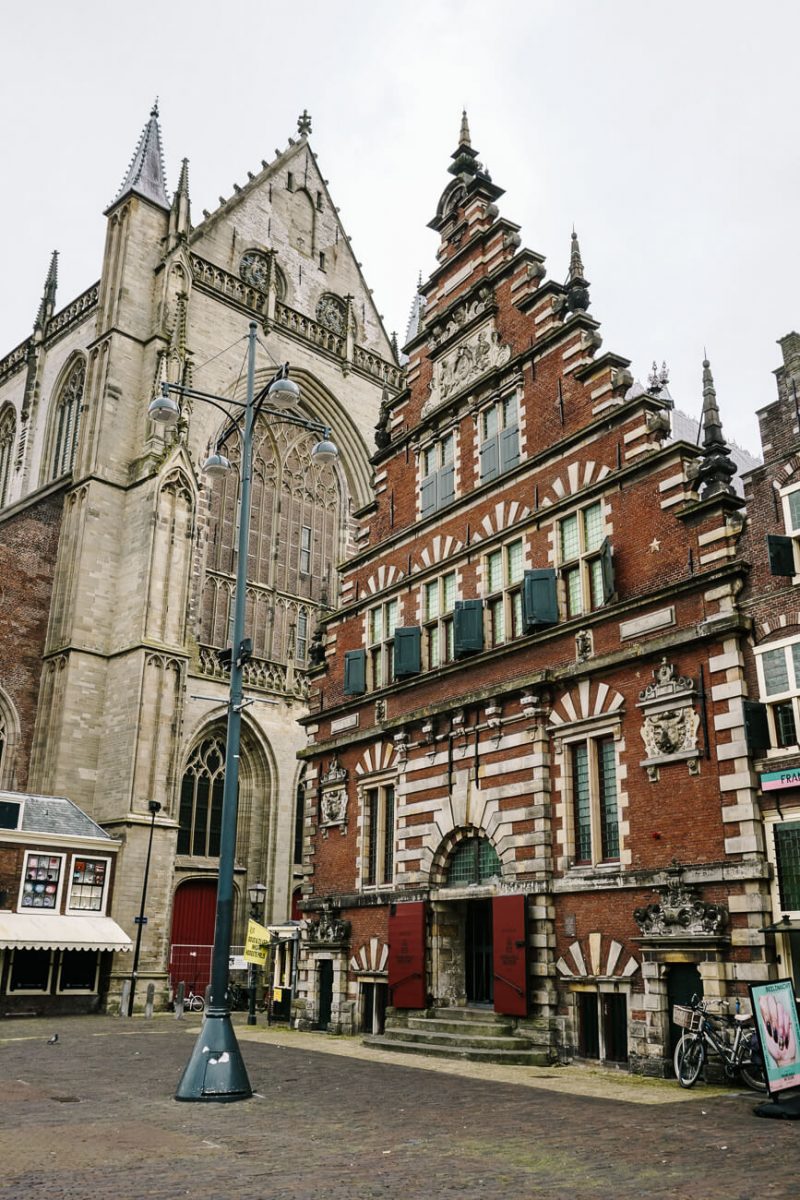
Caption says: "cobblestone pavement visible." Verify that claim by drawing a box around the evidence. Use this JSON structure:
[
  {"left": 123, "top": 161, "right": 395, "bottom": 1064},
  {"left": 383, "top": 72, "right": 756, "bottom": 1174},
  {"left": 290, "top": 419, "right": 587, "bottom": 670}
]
[{"left": 0, "top": 1014, "right": 798, "bottom": 1200}]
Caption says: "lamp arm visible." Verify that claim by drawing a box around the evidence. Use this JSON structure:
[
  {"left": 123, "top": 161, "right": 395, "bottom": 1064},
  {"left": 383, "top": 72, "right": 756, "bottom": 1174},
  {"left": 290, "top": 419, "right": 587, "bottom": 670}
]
[{"left": 163, "top": 383, "right": 247, "bottom": 412}]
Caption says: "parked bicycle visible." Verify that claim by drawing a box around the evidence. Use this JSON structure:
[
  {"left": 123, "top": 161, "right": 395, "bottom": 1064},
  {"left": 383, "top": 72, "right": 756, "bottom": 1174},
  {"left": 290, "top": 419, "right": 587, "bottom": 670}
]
[
  {"left": 673, "top": 995, "right": 766, "bottom": 1091},
  {"left": 183, "top": 988, "right": 204, "bottom": 1012}
]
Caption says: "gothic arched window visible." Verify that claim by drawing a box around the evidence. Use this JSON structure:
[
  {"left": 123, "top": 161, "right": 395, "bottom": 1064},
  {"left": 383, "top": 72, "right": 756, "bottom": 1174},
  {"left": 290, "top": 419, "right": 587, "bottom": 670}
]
[
  {"left": 0, "top": 406, "right": 15, "bottom": 507},
  {"left": 445, "top": 836, "right": 501, "bottom": 886},
  {"left": 178, "top": 736, "right": 226, "bottom": 857},
  {"left": 50, "top": 358, "right": 85, "bottom": 480},
  {"left": 294, "top": 769, "right": 306, "bottom": 866}
]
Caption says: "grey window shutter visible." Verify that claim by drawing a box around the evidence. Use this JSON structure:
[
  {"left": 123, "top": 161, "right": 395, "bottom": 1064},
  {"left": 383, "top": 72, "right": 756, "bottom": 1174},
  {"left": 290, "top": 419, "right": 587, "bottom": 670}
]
[
  {"left": 480, "top": 436, "right": 499, "bottom": 482},
  {"left": 394, "top": 627, "right": 422, "bottom": 678},
  {"left": 743, "top": 700, "right": 771, "bottom": 754},
  {"left": 438, "top": 463, "right": 455, "bottom": 508},
  {"left": 420, "top": 474, "right": 437, "bottom": 517},
  {"left": 522, "top": 569, "right": 558, "bottom": 631},
  {"left": 454, "top": 600, "right": 484, "bottom": 657},
  {"left": 499, "top": 425, "right": 520, "bottom": 473},
  {"left": 344, "top": 649, "right": 366, "bottom": 695},
  {"left": 599, "top": 538, "right": 615, "bottom": 604},
  {"left": 768, "top": 534, "right": 796, "bottom": 577}
]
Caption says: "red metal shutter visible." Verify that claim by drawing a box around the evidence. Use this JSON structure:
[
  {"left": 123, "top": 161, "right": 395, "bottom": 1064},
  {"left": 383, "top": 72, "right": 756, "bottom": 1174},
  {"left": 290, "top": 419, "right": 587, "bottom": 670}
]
[
  {"left": 388, "top": 901, "right": 426, "bottom": 1009},
  {"left": 492, "top": 894, "right": 528, "bottom": 1017}
]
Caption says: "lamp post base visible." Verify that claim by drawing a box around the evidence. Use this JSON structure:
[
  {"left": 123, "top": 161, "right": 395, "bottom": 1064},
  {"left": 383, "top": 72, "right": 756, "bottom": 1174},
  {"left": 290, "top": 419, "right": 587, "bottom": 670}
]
[{"left": 174, "top": 1010, "right": 253, "bottom": 1102}]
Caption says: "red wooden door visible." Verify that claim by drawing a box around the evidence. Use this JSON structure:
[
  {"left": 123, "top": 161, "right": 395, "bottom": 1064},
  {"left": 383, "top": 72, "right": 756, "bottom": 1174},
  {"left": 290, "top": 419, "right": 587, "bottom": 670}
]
[
  {"left": 388, "top": 901, "right": 426, "bottom": 1009},
  {"left": 492, "top": 894, "right": 528, "bottom": 1017},
  {"left": 169, "top": 879, "right": 217, "bottom": 991}
]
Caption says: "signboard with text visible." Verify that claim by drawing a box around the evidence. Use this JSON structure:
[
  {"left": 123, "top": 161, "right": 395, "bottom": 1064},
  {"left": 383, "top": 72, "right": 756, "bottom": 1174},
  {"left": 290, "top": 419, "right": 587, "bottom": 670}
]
[
  {"left": 760, "top": 769, "right": 800, "bottom": 792},
  {"left": 244, "top": 918, "right": 270, "bottom": 965},
  {"left": 749, "top": 979, "right": 800, "bottom": 1095}
]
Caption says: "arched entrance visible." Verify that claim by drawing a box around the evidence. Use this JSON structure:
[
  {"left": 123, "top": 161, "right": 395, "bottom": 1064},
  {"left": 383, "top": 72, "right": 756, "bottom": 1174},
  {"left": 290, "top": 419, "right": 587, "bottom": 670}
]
[{"left": 169, "top": 879, "right": 217, "bottom": 994}]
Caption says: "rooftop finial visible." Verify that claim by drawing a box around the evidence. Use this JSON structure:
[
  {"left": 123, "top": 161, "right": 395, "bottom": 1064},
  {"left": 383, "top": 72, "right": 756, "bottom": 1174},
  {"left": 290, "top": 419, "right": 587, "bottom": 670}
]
[
  {"left": 569, "top": 229, "right": 585, "bottom": 281},
  {"left": 565, "top": 229, "right": 590, "bottom": 314},
  {"left": 459, "top": 109, "right": 471, "bottom": 147},
  {"left": 110, "top": 100, "right": 169, "bottom": 212},
  {"left": 34, "top": 250, "right": 59, "bottom": 332},
  {"left": 697, "top": 355, "right": 737, "bottom": 497},
  {"left": 298, "top": 109, "right": 312, "bottom": 136}
]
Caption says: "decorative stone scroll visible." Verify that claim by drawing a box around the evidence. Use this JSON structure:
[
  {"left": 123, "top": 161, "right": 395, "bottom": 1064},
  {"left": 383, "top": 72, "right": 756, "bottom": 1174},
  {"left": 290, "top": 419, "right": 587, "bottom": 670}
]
[
  {"left": 633, "top": 867, "right": 728, "bottom": 937},
  {"left": 422, "top": 318, "right": 511, "bottom": 417},
  {"left": 637, "top": 658, "right": 700, "bottom": 781}
]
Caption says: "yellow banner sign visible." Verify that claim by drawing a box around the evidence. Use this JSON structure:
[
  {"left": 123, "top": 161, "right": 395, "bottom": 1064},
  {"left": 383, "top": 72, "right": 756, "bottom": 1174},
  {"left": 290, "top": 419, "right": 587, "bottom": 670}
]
[{"left": 244, "top": 918, "right": 270, "bottom": 965}]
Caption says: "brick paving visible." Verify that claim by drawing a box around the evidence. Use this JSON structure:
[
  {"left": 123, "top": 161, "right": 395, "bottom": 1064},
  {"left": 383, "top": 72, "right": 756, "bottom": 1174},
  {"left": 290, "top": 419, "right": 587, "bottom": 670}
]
[{"left": 0, "top": 1014, "right": 798, "bottom": 1200}]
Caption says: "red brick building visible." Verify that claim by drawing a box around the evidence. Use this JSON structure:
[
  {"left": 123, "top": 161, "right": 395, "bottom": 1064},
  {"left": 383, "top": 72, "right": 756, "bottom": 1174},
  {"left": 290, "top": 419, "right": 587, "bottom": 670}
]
[
  {"left": 739, "top": 331, "right": 800, "bottom": 996},
  {"left": 294, "top": 119, "right": 771, "bottom": 1072}
]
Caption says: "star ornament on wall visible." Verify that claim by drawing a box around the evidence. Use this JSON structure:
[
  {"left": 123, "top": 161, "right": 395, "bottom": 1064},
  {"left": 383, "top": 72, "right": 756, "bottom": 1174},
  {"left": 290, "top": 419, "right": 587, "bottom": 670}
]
[{"left": 649, "top": 538, "right": 662, "bottom": 552}]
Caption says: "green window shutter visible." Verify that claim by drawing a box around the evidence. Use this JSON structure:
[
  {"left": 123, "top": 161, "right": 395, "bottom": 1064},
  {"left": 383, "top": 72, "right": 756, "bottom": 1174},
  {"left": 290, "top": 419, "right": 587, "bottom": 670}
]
[
  {"left": 499, "top": 425, "right": 519, "bottom": 473},
  {"left": 768, "top": 534, "right": 796, "bottom": 577},
  {"left": 480, "top": 436, "right": 499, "bottom": 481},
  {"left": 454, "top": 599, "right": 484, "bottom": 658},
  {"left": 420, "top": 474, "right": 437, "bottom": 517},
  {"left": 394, "top": 627, "right": 421, "bottom": 678},
  {"left": 742, "top": 699, "right": 771, "bottom": 754},
  {"left": 522, "top": 569, "right": 558, "bottom": 631},
  {"left": 344, "top": 649, "right": 366, "bottom": 695},
  {"left": 438, "top": 463, "right": 455, "bottom": 507},
  {"left": 599, "top": 537, "right": 615, "bottom": 604}
]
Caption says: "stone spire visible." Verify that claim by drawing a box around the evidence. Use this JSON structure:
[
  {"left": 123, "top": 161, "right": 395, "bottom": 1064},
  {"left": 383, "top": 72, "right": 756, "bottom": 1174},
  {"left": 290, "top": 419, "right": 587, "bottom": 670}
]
[
  {"left": 34, "top": 250, "right": 58, "bottom": 333},
  {"left": 448, "top": 109, "right": 481, "bottom": 180},
  {"left": 404, "top": 271, "right": 425, "bottom": 345},
  {"left": 459, "top": 109, "right": 471, "bottom": 147},
  {"left": 697, "top": 357, "right": 737, "bottom": 497},
  {"left": 565, "top": 229, "right": 590, "bottom": 314},
  {"left": 112, "top": 100, "right": 170, "bottom": 211},
  {"left": 168, "top": 158, "right": 191, "bottom": 247}
]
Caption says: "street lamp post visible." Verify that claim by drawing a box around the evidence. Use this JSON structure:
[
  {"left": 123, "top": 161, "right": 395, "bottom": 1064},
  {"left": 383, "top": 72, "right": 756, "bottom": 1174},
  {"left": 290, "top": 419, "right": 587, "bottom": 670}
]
[
  {"left": 127, "top": 799, "right": 161, "bottom": 1017},
  {"left": 247, "top": 881, "right": 267, "bottom": 1026},
  {"left": 149, "top": 321, "right": 338, "bottom": 1102}
]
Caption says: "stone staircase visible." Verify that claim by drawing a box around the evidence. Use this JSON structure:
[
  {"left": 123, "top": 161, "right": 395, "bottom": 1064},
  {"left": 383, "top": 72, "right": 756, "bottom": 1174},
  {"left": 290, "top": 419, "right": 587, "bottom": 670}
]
[{"left": 363, "top": 1007, "right": 546, "bottom": 1065}]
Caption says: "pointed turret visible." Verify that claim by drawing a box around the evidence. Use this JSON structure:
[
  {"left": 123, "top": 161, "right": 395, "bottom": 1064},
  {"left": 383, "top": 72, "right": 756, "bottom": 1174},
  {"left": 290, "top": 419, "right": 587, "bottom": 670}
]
[
  {"left": 430, "top": 113, "right": 504, "bottom": 233},
  {"left": 448, "top": 108, "right": 481, "bottom": 181},
  {"left": 168, "top": 158, "right": 191, "bottom": 248},
  {"left": 34, "top": 250, "right": 58, "bottom": 333},
  {"left": 111, "top": 100, "right": 169, "bottom": 211},
  {"left": 565, "top": 229, "right": 590, "bottom": 314},
  {"left": 404, "top": 271, "right": 425, "bottom": 345},
  {"left": 697, "top": 357, "right": 737, "bottom": 497}
]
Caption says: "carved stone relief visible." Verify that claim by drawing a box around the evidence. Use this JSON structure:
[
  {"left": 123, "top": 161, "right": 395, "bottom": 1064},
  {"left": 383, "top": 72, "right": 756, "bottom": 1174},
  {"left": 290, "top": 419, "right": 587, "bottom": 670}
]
[
  {"left": 633, "top": 868, "right": 728, "bottom": 937},
  {"left": 422, "top": 318, "right": 511, "bottom": 417},
  {"left": 636, "top": 658, "right": 700, "bottom": 780}
]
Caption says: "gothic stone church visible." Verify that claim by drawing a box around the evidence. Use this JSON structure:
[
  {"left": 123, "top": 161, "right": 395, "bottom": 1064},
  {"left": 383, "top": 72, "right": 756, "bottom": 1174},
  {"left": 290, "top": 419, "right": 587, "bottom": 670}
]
[{"left": 0, "top": 104, "right": 398, "bottom": 1006}]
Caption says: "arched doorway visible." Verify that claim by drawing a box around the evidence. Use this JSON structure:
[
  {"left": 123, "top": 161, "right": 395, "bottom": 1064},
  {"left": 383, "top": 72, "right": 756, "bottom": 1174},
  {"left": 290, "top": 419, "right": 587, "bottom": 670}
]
[{"left": 169, "top": 879, "right": 217, "bottom": 995}]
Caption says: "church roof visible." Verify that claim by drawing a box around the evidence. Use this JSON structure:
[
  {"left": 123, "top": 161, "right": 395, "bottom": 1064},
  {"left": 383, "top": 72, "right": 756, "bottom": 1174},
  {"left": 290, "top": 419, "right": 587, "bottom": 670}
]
[{"left": 111, "top": 100, "right": 169, "bottom": 212}]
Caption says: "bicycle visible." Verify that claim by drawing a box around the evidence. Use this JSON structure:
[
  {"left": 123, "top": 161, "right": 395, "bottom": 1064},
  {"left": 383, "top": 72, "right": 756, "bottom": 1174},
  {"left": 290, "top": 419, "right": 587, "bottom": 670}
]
[
  {"left": 179, "top": 986, "right": 204, "bottom": 1012},
  {"left": 673, "top": 995, "right": 766, "bottom": 1092}
]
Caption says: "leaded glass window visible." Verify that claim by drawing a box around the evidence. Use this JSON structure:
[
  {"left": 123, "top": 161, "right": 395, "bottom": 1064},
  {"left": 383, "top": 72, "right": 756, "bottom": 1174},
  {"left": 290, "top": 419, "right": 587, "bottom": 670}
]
[
  {"left": 0, "top": 406, "right": 14, "bottom": 507},
  {"left": 51, "top": 359, "right": 85, "bottom": 480},
  {"left": 775, "top": 823, "right": 800, "bottom": 912},
  {"left": 178, "top": 737, "right": 226, "bottom": 857},
  {"left": 445, "top": 837, "right": 501, "bottom": 886},
  {"left": 568, "top": 733, "right": 620, "bottom": 867}
]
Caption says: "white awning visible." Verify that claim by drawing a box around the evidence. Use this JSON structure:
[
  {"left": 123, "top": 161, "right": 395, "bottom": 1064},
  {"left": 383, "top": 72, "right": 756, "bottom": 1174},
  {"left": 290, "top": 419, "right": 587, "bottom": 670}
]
[{"left": 0, "top": 913, "right": 133, "bottom": 952}]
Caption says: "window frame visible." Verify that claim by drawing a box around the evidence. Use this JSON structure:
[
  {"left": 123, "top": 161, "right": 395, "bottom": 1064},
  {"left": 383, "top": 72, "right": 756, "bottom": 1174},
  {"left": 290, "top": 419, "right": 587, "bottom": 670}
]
[
  {"left": 7, "top": 948, "right": 54, "bottom": 994},
  {"left": 419, "top": 431, "right": 456, "bottom": 516},
  {"left": 423, "top": 570, "right": 457, "bottom": 668},
  {"left": 561, "top": 725, "right": 621, "bottom": 869},
  {"left": 367, "top": 598, "right": 400, "bottom": 690},
  {"left": 57, "top": 949, "right": 101, "bottom": 994},
  {"left": 65, "top": 854, "right": 112, "bottom": 916},
  {"left": 0, "top": 404, "right": 15, "bottom": 508},
  {"left": 296, "top": 609, "right": 309, "bottom": 663},
  {"left": 479, "top": 393, "right": 519, "bottom": 482},
  {"left": 299, "top": 525, "right": 312, "bottom": 576},
  {"left": 483, "top": 537, "right": 524, "bottom": 648},
  {"left": 17, "top": 850, "right": 66, "bottom": 913},
  {"left": 360, "top": 780, "right": 395, "bottom": 890},
  {"left": 557, "top": 500, "right": 608, "bottom": 619},
  {"left": 755, "top": 635, "right": 800, "bottom": 753}
]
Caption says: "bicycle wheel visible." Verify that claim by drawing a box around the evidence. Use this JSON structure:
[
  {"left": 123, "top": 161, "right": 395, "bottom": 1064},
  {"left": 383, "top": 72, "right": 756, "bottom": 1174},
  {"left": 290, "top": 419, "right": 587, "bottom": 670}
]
[
  {"left": 190, "top": 994, "right": 204, "bottom": 1012},
  {"left": 740, "top": 1058, "right": 767, "bottom": 1093},
  {"left": 675, "top": 1035, "right": 704, "bottom": 1087}
]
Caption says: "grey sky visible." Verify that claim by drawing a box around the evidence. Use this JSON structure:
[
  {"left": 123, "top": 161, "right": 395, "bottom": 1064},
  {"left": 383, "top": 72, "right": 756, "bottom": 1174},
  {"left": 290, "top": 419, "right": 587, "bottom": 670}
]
[{"left": 1, "top": 1, "right": 797, "bottom": 453}]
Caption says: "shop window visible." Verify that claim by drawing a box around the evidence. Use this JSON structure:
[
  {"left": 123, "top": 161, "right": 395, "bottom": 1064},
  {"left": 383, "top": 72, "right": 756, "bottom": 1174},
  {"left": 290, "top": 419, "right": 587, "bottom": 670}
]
[
  {"left": 420, "top": 433, "right": 455, "bottom": 517},
  {"left": 576, "top": 990, "right": 628, "bottom": 1062},
  {"left": 362, "top": 783, "right": 395, "bottom": 887},
  {"left": 9, "top": 949, "right": 52, "bottom": 992},
  {"left": 368, "top": 598, "right": 399, "bottom": 689},
  {"left": 67, "top": 857, "right": 109, "bottom": 913},
  {"left": 480, "top": 395, "right": 519, "bottom": 482},
  {"left": 568, "top": 734, "right": 620, "bottom": 866},
  {"left": 424, "top": 571, "right": 456, "bottom": 668},
  {"left": 178, "top": 736, "right": 226, "bottom": 857},
  {"left": 756, "top": 639, "right": 800, "bottom": 750},
  {"left": 58, "top": 950, "right": 99, "bottom": 992},
  {"left": 446, "top": 837, "right": 501, "bottom": 886},
  {"left": 484, "top": 539, "right": 524, "bottom": 647},
  {"left": 558, "top": 501, "right": 614, "bottom": 618},
  {"left": 19, "top": 852, "right": 64, "bottom": 910}
]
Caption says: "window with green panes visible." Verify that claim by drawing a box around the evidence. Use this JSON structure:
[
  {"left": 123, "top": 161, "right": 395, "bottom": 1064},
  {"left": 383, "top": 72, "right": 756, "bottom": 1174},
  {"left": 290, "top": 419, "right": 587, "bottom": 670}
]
[
  {"left": 786, "top": 489, "right": 800, "bottom": 534},
  {"left": 368, "top": 598, "right": 399, "bottom": 689},
  {"left": 757, "top": 640, "right": 800, "bottom": 749},
  {"left": 446, "top": 837, "right": 502, "bottom": 886},
  {"left": 484, "top": 538, "right": 524, "bottom": 647},
  {"left": 775, "top": 824, "right": 800, "bottom": 912},
  {"left": 363, "top": 783, "right": 395, "bottom": 887},
  {"left": 424, "top": 571, "right": 456, "bottom": 668},
  {"left": 568, "top": 733, "right": 620, "bottom": 866},
  {"left": 559, "top": 501, "right": 606, "bottom": 619}
]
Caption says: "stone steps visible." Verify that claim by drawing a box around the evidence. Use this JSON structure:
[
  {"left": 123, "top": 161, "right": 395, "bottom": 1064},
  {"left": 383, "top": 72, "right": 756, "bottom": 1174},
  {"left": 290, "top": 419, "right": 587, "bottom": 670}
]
[
  {"left": 364, "top": 1006, "right": 545, "bottom": 1066},
  {"left": 382, "top": 1026, "right": 526, "bottom": 1051},
  {"left": 363, "top": 1033, "right": 542, "bottom": 1066}
]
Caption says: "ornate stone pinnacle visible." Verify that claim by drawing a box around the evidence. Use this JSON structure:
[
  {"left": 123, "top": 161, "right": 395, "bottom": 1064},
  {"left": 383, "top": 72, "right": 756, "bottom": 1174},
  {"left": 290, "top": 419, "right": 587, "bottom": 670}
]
[
  {"left": 298, "top": 109, "right": 312, "bottom": 136},
  {"left": 459, "top": 109, "right": 471, "bottom": 147}
]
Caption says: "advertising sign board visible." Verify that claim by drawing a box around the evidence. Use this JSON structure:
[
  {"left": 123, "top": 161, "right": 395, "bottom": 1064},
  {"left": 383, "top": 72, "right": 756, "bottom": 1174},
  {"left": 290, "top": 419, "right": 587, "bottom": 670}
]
[{"left": 749, "top": 979, "right": 800, "bottom": 1095}]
